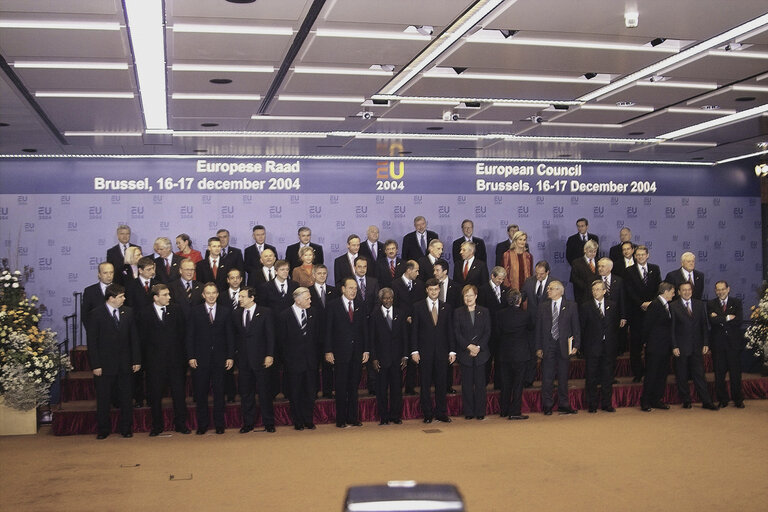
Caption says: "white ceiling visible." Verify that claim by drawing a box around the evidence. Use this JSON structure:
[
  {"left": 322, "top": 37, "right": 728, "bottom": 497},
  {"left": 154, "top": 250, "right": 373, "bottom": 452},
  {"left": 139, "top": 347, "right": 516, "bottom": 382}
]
[{"left": 1, "top": 0, "right": 767, "bottom": 163}]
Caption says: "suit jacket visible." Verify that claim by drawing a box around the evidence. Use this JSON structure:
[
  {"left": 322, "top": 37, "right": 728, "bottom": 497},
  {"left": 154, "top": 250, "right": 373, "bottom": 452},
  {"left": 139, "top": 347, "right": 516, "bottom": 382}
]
[
  {"left": 86, "top": 304, "right": 141, "bottom": 375},
  {"left": 417, "top": 255, "right": 438, "bottom": 283},
  {"left": 439, "top": 278, "right": 463, "bottom": 309},
  {"left": 579, "top": 298, "right": 620, "bottom": 359},
  {"left": 82, "top": 282, "right": 107, "bottom": 329},
  {"left": 707, "top": 297, "right": 744, "bottom": 350},
  {"left": 369, "top": 306, "right": 409, "bottom": 368},
  {"left": 565, "top": 232, "right": 599, "bottom": 265},
  {"left": 260, "top": 279, "right": 298, "bottom": 314},
  {"left": 167, "top": 278, "right": 204, "bottom": 319},
  {"left": 353, "top": 275, "right": 380, "bottom": 317},
  {"left": 195, "top": 257, "right": 230, "bottom": 291},
  {"left": 522, "top": 275, "right": 559, "bottom": 320},
  {"left": 451, "top": 236, "right": 488, "bottom": 266},
  {"left": 325, "top": 297, "right": 368, "bottom": 363},
  {"left": 391, "top": 277, "right": 427, "bottom": 318},
  {"left": 664, "top": 268, "right": 705, "bottom": 300},
  {"left": 410, "top": 299, "right": 455, "bottom": 360},
  {"left": 248, "top": 265, "right": 274, "bottom": 288},
  {"left": 570, "top": 256, "right": 600, "bottom": 303},
  {"left": 124, "top": 277, "right": 160, "bottom": 310},
  {"left": 137, "top": 303, "right": 187, "bottom": 369},
  {"left": 154, "top": 254, "right": 184, "bottom": 284},
  {"left": 106, "top": 243, "right": 141, "bottom": 272},
  {"left": 277, "top": 307, "right": 318, "bottom": 373},
  {"left": 204, "top": 246, "right": 244, "bottom": 273},
  {"left": 333, "top": 253, "right": 358, "bottom": 289},
  {"left": 285, "top": 242, "right": 324, "bottom": 272},
  {"left": 376, "top": 257, "right": 405, "bottom": 289},
  {"left": 185, "top": 302, "right": 234, "bottom": 367},
  {"left": 402, "top": 229, "right": 439, "bottom": 262},
  {"left": 477, "top": 282, "right": 508, "bottom": 315},
  {"left": 535, "top": 298, "right": 581, "bottom": 355},
  {"left": 358, "top": 241, "right": 385, "bottom": 275},
  {"left": 217, "top": 288, "right": 243, "bottom": 312},
  {"left": 309, "top": 283, "right": 338, "bottom": 344},
  {"left": 601, "top": 274, "right": 628, "bottom": 321},
  {"left": 232, "top": 305, "right": 275, "bottom": 371},
  {"left": 642, "top": 297, "right": 673, "bottom": 355},
  {"left": 609, "top": 243, "right": 635, "bottom": 272},
  {"left": 495, "top": 239, "right": 513, "bottom": 267},
  {"left": 243, "top": 243, "right": 278, "bottom": 285},
  {"left": 453, "top": 305, "right": 492, "bottom": 366},
  {"left": 453, "top": 258, "right": 489, "bottom": 288},
  {"left": 670, "top": 298, "right": 709, "bottom": 356},
  {"left": 115, "top": 264, "right": 140, "bottom": 286},
  {"left": 623, "top": 263, "right": 662, "bottom": 318},
  {"left": 495, "top": 306, "right": 533, "bottom": 363}
]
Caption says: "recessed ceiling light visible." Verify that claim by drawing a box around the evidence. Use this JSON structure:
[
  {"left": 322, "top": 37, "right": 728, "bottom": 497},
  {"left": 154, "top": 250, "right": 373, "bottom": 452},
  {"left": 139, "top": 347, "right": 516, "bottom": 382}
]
[
  {"left": 209, "top": 78, "right": 232, "bottom": 84},
  {"left": 0, "top": 122, "right": 9, "bottom": 127},
  {"left": 558, "top": 154, "right": 572, "bottom": 157},
  {"left": 735, "top": 96, "right": 756, "bottom": 102},
  {"left": 691, "top": 156, "right": 704, "bottom": 160},
  {"left": 399, "top": 151, "right": 413, "bottom": 154},
  {"left": 628, "top": 131, "right": 645, "bottom": 136},
  {"left": 193, "top": 149, "right": 208, "bottom": 153},
  {"left": 616, "top": 101, "right": 636, "bottom": 107},
  {"left": 201, "top": 122, "right": 219, "bottom": 127},
  {"left": 22, "top": 148, "right": 37, "bottom": 153},
  {"left": 226, "top": 0, "right": 256, "bottom": 3},
  {"left": 701, "top": 105, "right": 720, "bottom": 110},
  {"left": 426, "top": 126, "right": 444, "bottom": 131}
]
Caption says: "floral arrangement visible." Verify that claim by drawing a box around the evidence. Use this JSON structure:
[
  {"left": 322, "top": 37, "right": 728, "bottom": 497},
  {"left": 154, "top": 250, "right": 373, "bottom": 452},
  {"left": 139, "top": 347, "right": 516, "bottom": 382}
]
[
  {"left": 0, "top": 267, "right": 70, "bottom": 411},
  {"left": 745, "top": 282, "right": 768, "bottom": 366}
]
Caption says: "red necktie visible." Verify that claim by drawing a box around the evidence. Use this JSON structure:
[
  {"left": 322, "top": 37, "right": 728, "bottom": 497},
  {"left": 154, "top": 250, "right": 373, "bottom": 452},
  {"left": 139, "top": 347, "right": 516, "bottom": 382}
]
[
  {"left": 347, "top": 301, "right": 354, "bottom": 322},
  {"left": 212, "top": 259, "right": 218, "bottom": 279},
  {"left": 165, "top": 259, "right": 170, "bottom": 275},
  {"left": 144, "top": 281, "right": 149, "bottom": 293},
  {"left": 463, "top": 261, "right": 469, "bottom": 280},
  {"left": 722, "top": 301, "right": 727, "bottom": 313},
  {"left": 389, "top": 260, "right": 395, "bottom": 278},
  {"left": 588, "top": 259, "right": 595, "bottom": 273}
]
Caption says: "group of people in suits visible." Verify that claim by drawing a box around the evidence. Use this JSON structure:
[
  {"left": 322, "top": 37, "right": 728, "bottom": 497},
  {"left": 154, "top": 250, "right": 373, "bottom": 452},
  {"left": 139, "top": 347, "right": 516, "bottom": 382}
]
[{"left": 82, "top": 217, "right": 747, "bottom": 438}]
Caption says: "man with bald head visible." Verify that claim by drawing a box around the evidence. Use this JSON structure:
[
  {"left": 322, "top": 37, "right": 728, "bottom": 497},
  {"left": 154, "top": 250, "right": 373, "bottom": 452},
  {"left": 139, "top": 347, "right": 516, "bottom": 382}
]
[
  {"left": 359, "top": 225, "right": 385, "bottom": 275},
  {"left": 247, "top": 248, "right": 277, "bottom": 288},
  {"left": 665, "top": 252, "right": 705, "bottom": 300}
]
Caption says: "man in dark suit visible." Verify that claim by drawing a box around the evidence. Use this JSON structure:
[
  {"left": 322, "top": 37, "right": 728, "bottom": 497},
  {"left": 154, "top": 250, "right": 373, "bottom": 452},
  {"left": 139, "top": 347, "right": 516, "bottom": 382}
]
[
  {"left": 278, "top": 287, "right": 319, "bottom": 430},
  {"left": 214, "top": 228, "right": 244, "bottom": 274},
  {"left": 535, "top": 280, "right": 580, "bottom": 415},
  {"left": 565, "top": 217, "right": 599, "bottom": 266},
  {"left": 522, "top": 260, "right": 558, "bottom": 386},
  {"left": 260, "top": 259, "right": 298, "bottom": 399},
  {"left": 82, "top": 262, "right": 115, "bottom": 332},
  {"left": 325, "top": 277, "right": 369, "bottom": 428},
  {"left": 640, "top": 282, "right": 675, "bottom": 411},
  {"left": 137, "top": 284, "right": 190, "bottom": 436},
  {"left": 615, "top": 241, "right": 636, "bottom": 276},
  {"left": 391, "top": 259, "right": 427, "bottom": 395},
  {"left": 417, "top": 239, "right": 444, "bottom": 283},
  {"left": 86, "top": 284, "right": 141, "bottom": 439},
  {"left": 623, "top": 245, "right": 662, "bottom": 381},
  {"left": 233, "top": 286, "right": 276, "bottom": 433},
  {"left": 358, "top": 225, "right": 385, "bottom": 276},
  {"left": 154, "top": 237, "right": 183, "bottom": 284},
  {"left": 402, "top": 215, "right": 439, "bottom": 262},
  {"left": 186, "top": 283, "right": 234, "bottom": 435},
  {"left": 665, "top": 251, "right": 705, "bottom": 300},
  {"left": 451, "top": 219, "right": 488, "bottom": 266},
  {"left": 285, "top": 226, "right": 324, "bottom": 273},
  {"left": 478, "top": 266, "right": 509, "bottom": 389},
  {"left": 596, "top": 257, "right": 628, "bottom": 353},
  {"left": 433, "top": 259, "right": 462, "bottom": 309},
  {"left": 495, "top": 290, "right": 533, "bottom": 420},
  {"left": 168, "top": 258, "right": 204, "bottom": 320},
  {"left": 376, "top": 239, "right": 405, "bottom": 288},
  {"left": 411, "top": 278, "right": 456, "bottom": 423},
  {"left": 708, "top": 281, "right": 745, "bottom": 408},
  {"left": 370, "top": 288, "right": 409, "bottom": 425},
  {"left": 309, "top": 264, "right": 338, "bottom": 398},
  {"left": 106, "top": 224, "right": 141, "bottom": 272},
  {"left": 352, "top": 257, "right": 379, "bottom": 317},
  {"left": 453, "top": 240, "right": 489, "bottom": 288},
  {"left": 243, "top": 224, "right": 278, "bottom": 285},
  {"left": 580, "top": 279, "right": 620, "bottom": 413},
  {"left": 248, "top": 248, "right": 277, "bottom": 288},
  {"left": 217, "top": 268, "right": 244, "bottom": 402},
  {"left": 495, "top": 224, "right": 528, "bottom": 267},
  {"left": 570, "top": 239, "right": 600, "bottom": 302},
  {"left": 608, "top": 227, "right": 633, "bottom": 270},
  {"left": 333, "top": 234, "right": 361, "bottom": 289},
  {"left": 670, "top": 282, "right": 718, "bottom": 410},
  {"left": 196, "top": 237, "right": 229, "bottom": 291}
]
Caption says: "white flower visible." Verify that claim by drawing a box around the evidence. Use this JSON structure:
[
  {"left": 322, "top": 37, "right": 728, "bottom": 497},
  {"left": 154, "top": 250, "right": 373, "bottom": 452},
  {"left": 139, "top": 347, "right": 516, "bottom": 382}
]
[{"left": 11, "top": 283, "right": 18, "bottom": 289}]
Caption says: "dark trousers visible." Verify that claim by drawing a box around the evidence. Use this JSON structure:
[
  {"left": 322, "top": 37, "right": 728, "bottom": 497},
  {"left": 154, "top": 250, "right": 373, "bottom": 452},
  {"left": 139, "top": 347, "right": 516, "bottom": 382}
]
[
  {"left": 320, "top": 358, "right": 334, "bottom": 397},
  {"left": 287, "top": 370, "right": 315, "bottom": 426},
  {"left": 334, "top": 358, "right": 362, "bottom": 424},
  {"left": 641, "top": 351, "right": 670, "bottom": 407},
  {"left": 523, "top": 350, "right": 538, "bottom": 386},
  {"left": 460, "top": 362, "right": 487, "bottom": 417},
  {"left": 132, "top": 368, "right": 146, "bottom": 404},
  {"left": 376, "top": 364, "right": 403, "bottom": 421},
  {"left": 617, "top": 323, "right": 629, "bottom": 354},
  {"left": 404, "top": 358, "right": 418, "bottom": 393},
  {"left": 239, "top": 366, "right": 274, "bottom": 427},
  {"left": 95, "top": 373, "right": 133, "bottom": 435},
  {"left": 224, "top": 366, "right": 236, "bottom": 401},
  {"left": 498, "top": 360, "right": 527, "bottom": 416},
  {"left": 192, "top": 361, "right": 226, "bottom": 430},
  {"left": 147, "top": 360, "right": 188, "bottom": 431},
  {"left": 674, "top": 352, "right": 712, "bottom": 404},
  {"left": 366, "top": 360, "right": 377, "bottom": 393},
  {"left": 541, "top": 342, "right": 570, "bottom": 410},
  {"left": 629, "top": 314, "right": 645, "bottom": 378},
  {"left": 712, "top": 347, "right": 743, "bottom": 403},
  {"left": 418, "top": 356, "right": 448, "bottom": 419},
  {"left": 585, "top": 352, "right": 616, "bottom": 409}
]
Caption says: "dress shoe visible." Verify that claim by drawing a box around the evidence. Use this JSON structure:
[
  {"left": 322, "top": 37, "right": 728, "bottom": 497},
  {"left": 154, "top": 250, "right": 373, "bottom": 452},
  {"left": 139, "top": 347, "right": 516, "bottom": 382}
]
[
  {"left": 350, "top": 421, "right": 363, "bottom": 427},
  {"left": 559, "top": 408, "right": 577, "bottom": 415},
  {"left": 336, "top": 422, "right": 348, "bottom": 428},
  {"left": 588, "top": 407, "right": 597, "bottom": 413},
  {"left": 265, "top": 425, "right": 276, "bottom": 433},
  {"left": 175, "top": 427, "right": 191, "bottom": 434},
  {"left": 543, "top": 408, "right": 553, "bottom": 416},
  {"left": 702, "top": 402, "right": 719, "bottom": 411},
  {"left": 121, "top": 432, "right": 133, "bottom": 438},
  {"left": 632, "top": 376, "right": 642, "bottom": 383},
  {"left": 239, "top": 425, "right": 254, "bottom": 433},
  {"left": 682, "top": 402, "right": 692, "bottom": 409},
  {"left": 215, "top": 426, "right": 226, "bottom": 434},
  {"left": 322, "top": 393, "right": 333, "bottom": 399},
  {"left": 464, "top": 415, "right": 474, "bottom": 420},
  {"left": 391, "top": 419, "right": 402, "bottom": 425},
  {"left": 719, "top": 401, "right": 729, "bottom": 408},
  {"left": 149, "top": 428, "right": 162, "bottom": 437},
  {"left": 735, "top": 402, "right": 745, "bottom": 409},
  {"left": 476, "top": 416, "right": 485, "bottom": 420},
  {"left": 653, "top": 402, "right": 670, "bottom": 410},
  {"left": 447, "top": 388, "right": 457, "bottom": 394},
  {"left": 602, "top": 406, "right": 616, "bottom": 413},
  {"left": 305, "top": 423, "right": 316, "bottom": 430},
  {"left": 508, "top": 414, "right": 529, "bottom": 420},
  {"left": 379, "top": 420, "right": 389, "bottom": 426},
  {"left": 294, "top": 424, "right": 304, "bottom": 431},
  {"left": 196, "top": 428, "right": 207, "bottom": 435},
  {"left": 641, "top": 405, "right": 652, "bottom": 412},
  {"left": 423, "top": 417, "right": 433, "bottom": 424},
  {"left": 96, "top": 433, "right": 109, "bottom": 440},
  {"left": 435, "top": 415, "right": 452, "bottom": 423}
]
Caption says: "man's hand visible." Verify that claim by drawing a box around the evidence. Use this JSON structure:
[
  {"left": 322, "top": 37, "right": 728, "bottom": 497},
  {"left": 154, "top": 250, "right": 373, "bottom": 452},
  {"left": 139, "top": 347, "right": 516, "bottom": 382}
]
[
  {"left": 406, "top": 316, "right": 413, "bottom": 324},
  {"left": 568, "top": 347, "right": 577, "bottom": 356},
  {"left": 263, "top": 356, "right": 274, "bottom": 368},
  {"left": 702, "top": 346, "right": 709, "bottom": 355},
  {"left": 400, "top": 358, "right": 407, "bottom": 370},
  {"left": 189, "top": 359, "right": 198, "bottom": 369},
  {"left": 620, "top": 319, "right": 627, "bottom": 328},
  {"left": 362, "top": 352, "right": 369, "bottom": 364},
  {"left": 93, "top": 368, "right": 103, "bottom": 377},
  {"left": 536, "top": 349, "right": 543, "bottom": 359},
  {"left": 412, "top": 353, "right": 420, "bottom": 364},
  {"left": 225, "top": 359, "right": 234, "bottom": 370},
  {"left": 467, "top": 344, "right": 480, "bottom": 357},
  {"left": 641, "top": 301, "right": 651, "bottom": 311},
  {"left": 325, "top": 352, "right": 335, "bottom": 364},
  {"left": 448, "top": 353, "right": 456, "bottom": 365},
  {"left": 672, "top": 348, "right": 680, "bottom": 357},
  {"left": 132, "top": 364, "right": 141, "bottom": 373},
  {"left": 373, "top": 360, "right": 381, "bottom": 372}
]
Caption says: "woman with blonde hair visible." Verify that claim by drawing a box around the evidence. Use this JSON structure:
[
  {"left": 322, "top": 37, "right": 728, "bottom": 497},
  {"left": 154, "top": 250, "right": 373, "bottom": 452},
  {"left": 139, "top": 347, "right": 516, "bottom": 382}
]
[
  {"left": 118, "top": 246, "right": 142, "bottom": 285},
  {"left": 503, "top": 230, "right": 533, "bottom": 290},
  {"left": 292, "top": 246, "right": 316, "bottom": 287}
]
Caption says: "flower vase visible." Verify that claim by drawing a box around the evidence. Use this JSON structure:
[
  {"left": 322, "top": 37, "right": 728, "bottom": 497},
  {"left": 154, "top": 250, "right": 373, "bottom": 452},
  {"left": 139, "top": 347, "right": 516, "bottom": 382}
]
[{"left": 0, "top": 397, "right": 38, "bottom": 435}]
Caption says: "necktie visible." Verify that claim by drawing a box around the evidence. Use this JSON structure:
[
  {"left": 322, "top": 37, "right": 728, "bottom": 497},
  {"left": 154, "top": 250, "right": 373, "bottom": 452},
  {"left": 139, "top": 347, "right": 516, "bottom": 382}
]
[
  {"left": 494, "top": 285, "right": 501, "bottom": 303},
  {"left": 603, "top": 276, "right": 610, "bottom": 294},
  {"left": 269, "top": 268, "right": 274, "bottom": 281},
  {"left": 389, "top": 260, "right": 395, "bottom": 278},
  {"left": 386, "top": 309, "right": 392, "bottom": 329},
  {"left": 642, "top": 267, "right": 648, "bottom": 285},
  {"left": 722, "top": 300, "right": 727, "bottom": 313},
  {"left": 244, "top": 309, "right": 251, "bottom": 328},
  {"left": 348, "top": 301, "right": 354, "bottom": 322},
  {"left": 407, "top": 280, "right": 412, "bottom": 291},
  {"left": 185, "top": 281, "right": 192, "bottom": 300},
  {"left": 144, "top": 281, "right": 149, "bottom": 293},
  {"left": 537, "top": 281, "right": 543, "bottom": 299},
  {"left": 463, "top": 261, "right": 469, "bottom": 281},
  {"left": 370, "top": 243, "right": 377, "bottom": 261},
  {"left": 320, "top": 285, "right": 326, "bottom": 307},
  {"left": 208, "top": 307, "right": 214, "bottom": 324},
  {"left": 165, "top": 259, "right": 171, "bottom": 275},
  {"left": 686, "top": 300, "right": 692, "bottom": 316},
  {"left": 112, "top": 308, "right": 120, "bottom": 327},
  {"left": 122, "top": 244, "right": 127, "bottom": 256},
  {"left": 551, "top": 302, "right": 560, "bottom": 340},
  {"left": 359, "top": 278, "right": 366, "bottom": 299},
  {"left": 688, "top": 272, "right": 694, "bottom": 286},
  {"left": 232, "top": 291, "right": 238, "bottom": 308},
  {"left": 212, "top": 259, "right": 218, "bottom": 279},
  {"left": 598, "top": 301, "right": 604, "bottom": 318},
  {"left": 588, "top": 259, "right": 595, "bottom": 273},
  {"left": 420, "top": 233, "right": 427, "bottom": 254},
  {"left": 301, "top": 309, "right": 307, "bottom": 334},
  {"left": 664, "top": 302, "right": 670, "bottom": 318},
  {"left": 221, "top": 248, "right": 226, "bottom": 259},
  {"left": 582, "top": 234, "right": 587, "bottom": 242},
  {"left": 440, "top": 282, "right": 447, "bottom": 303},
  {"left": 431, "top": 301, "right": 438, "bottom": 326},
  {"left": 280, "top": 283, "right": 285, "bottom": 297}
]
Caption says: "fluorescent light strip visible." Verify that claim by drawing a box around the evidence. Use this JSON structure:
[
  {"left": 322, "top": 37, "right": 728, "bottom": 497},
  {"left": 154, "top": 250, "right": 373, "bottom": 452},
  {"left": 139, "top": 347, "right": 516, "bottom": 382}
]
[
  {"left": 467, "top": 30, "right": 678, "bottom": 53},
  {"left": 580, "top": 104, "right": 654, "bottom": 112},
  {"left": 64, "top": 131, "right": 142, "bottom": 136},
  {"left": 172, "top": 64, "right": 274, "bottom": 73},
  {"left": 709, "top": 49, "right": 768, "bottom": 59},
  {"left": 0, "top": 19, "right": 120, "bottom": 30},
  {"left": 667, "top": 107, "right": 737, "bottom": 115},
  {"left": 579, "top": 12, "right": 768, "bottom": 102},
  {"left": 499, "top": 135, "right": 660, "bottom": 144},
  {"left": 659, "top": 103, "right": 768, "bottom": 139},
  {"left": 251, "top": 115, "right": 345, "bottom": 121},
  {"left": 12, "top": 61, "right": 128, "bottom": 70},
  {"left": 376, "top": 117, "right": 517, "bottom": 125},
  {"left": 658, "top": 141, "right": 718, "bottom": 147},
  {"left": 399, "top": 99, "right": 462, "bottom": 105},
  {"left": 732, "top": 85, "right": 768, "bottom": 93},
  {"left": 315, "top": 28, "right": 430, "bottom": 41},
  {"left": 172, "top": 131, "right": 328, "bottom": 139},
  {"left": 171, "top": 23, "right": 292, "bottom": 36},
  {"left": 35, "top": 91, "right": 134, "bottom": 98},
  {"left": 277, "top": 94, "right": 365, "bottom": 103},
  {"left": 716, "top": 148, "right": 768, "bottom": 165},
  {"left": 293, "top": 66, "right": 393, "bottom": 76},
  {"left": 172, "top": 93, "right": 261, "bottom": 101},
  {"left": 635, "top": 80, "right": 718, "bottom": 90},
  {"left": 544, "top": 122, "right": 623, "bottom": 129},
  {"left": 353, "top": 132, "right": 479, "bottom": 141},
  {"left": 379, "top": 0, "right": 507, "bottom": 95},
  {"left": 125, "top": 0, "right": 168, "bottom": 130},
  {"left": 424, "top": 68, "right": 610, "bottom": 84},
  {"left": 373, "top": 94, "right": 579, "bottom": 107}
]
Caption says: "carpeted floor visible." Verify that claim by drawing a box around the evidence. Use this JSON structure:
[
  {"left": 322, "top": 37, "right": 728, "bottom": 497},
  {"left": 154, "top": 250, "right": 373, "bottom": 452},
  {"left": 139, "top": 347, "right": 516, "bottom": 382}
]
[{"left": 2, "top": 400, "right": 767, "bottom": 511}]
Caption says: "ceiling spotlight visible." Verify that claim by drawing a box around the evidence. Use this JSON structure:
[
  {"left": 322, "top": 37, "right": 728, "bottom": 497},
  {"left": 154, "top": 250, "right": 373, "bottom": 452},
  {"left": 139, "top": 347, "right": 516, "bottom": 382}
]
[
  {"left": 530, "top": 115, "right": 543, "bottom": 124},
  {"left": 648, "top": 74, "right": 669, "bottom": 82},
  {"left": 650, "top": 37, "right": 666, "bottom": 47},
  {"left": 724, "top": 42, "right": 744, "bottom": 51},
  {"left": 701, "top": 105, "right": 720, "bottom": 110},
  {"left": 616, "top": 101, "right": 636, "bottom": 107},
  {"left": 624, "top": 11, "right": 639, "bottom": 28},
  {"left": 757, "top": 142, "right": 768, "bottom": 149},
  {"left": 499, "top": 29, "right": 518, "bottom": 38},
  {"left": 584, "top": 72, "right": 597, "bottom": 80},
  {"left": 361, "top": 111, "right": 373, "bottom": 120},
  {"left": 755, "top": 163, "right": 768, "bottom": 177},
  {"left": 415, "top": 25, "right": 434, "bottom": 36},
  {"left": 442, "top": 110, "right": 460, "bottom": 121}
]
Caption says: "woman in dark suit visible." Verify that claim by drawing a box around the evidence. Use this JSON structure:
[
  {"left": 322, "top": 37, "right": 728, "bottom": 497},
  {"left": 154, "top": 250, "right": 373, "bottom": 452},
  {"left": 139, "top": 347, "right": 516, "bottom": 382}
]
[
  {"left": 117, "top": 246, "right": 142, "bottom": 286},
  {"left": 453, "top": 284, "right": 491, "bottom": 419},
  {"left": 495, "top": 289, "right": 533, "bottom": 420}
]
